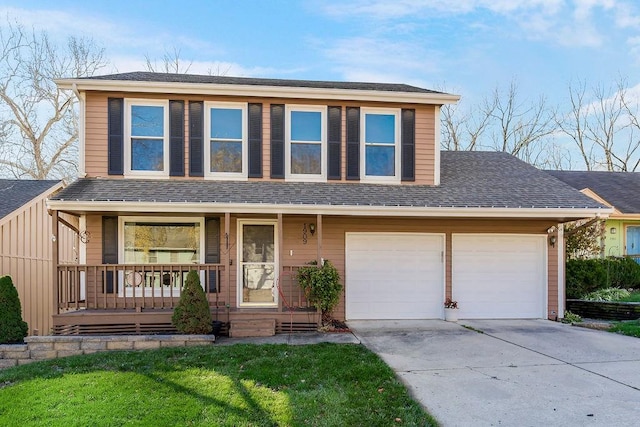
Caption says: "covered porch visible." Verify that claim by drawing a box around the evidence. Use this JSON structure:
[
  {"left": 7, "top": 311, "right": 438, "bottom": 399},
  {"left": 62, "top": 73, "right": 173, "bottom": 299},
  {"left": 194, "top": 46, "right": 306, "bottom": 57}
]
[{"left": 50, "top": 211, "right": 324, "bottom": 335}]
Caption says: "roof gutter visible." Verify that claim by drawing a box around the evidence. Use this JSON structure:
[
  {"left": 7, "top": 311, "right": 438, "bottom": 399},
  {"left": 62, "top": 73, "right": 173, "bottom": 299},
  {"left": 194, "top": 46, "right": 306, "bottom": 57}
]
[
  {"left": 46, "top": 199, "right": 612, "bottom": 219},
  {"left": 54, "top": 78, "right": 461, "bottom": 106}
]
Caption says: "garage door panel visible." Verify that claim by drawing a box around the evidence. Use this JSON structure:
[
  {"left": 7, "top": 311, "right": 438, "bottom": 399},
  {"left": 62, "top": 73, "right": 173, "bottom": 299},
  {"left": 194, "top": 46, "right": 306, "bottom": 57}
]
[
  {"left": 453, "top": 235, "right": 546, "bottom": 319},
  {"left": 346, "top": 233, "right": 444, "bottom": 320}
]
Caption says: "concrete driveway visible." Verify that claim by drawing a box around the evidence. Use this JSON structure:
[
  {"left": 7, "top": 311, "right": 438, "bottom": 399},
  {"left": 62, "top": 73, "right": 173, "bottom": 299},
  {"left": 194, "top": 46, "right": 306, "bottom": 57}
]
[{"left": 349, "top": 319, "right": 640, "bottom": 427}]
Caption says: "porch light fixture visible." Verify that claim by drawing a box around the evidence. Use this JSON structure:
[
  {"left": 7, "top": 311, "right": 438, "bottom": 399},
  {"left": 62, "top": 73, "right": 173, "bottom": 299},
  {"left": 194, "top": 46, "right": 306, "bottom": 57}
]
[
  {"left": 610, "top": 227, "right": 617, "bottom": 235},
  {"left": 309, "top": 223, "right": 316, "bottom": 236},
  {"left": 549, "top": 235, "right": 557, "bottom": 247}
]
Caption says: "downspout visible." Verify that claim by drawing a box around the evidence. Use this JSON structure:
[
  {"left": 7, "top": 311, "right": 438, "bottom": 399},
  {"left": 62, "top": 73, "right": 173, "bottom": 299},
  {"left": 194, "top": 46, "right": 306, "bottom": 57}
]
[{"left": 71, "top": 83, "right": 86, "bottom": 178}]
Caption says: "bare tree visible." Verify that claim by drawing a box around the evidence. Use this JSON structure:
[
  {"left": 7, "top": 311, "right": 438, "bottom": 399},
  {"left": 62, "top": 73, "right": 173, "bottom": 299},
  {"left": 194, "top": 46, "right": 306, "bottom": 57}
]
[
  {"left": 484, "top": 81, "right": 556, "bottom": 163},
  {"left": 440, "top": 80, "right": 556, "bottom": 167},
  {"left": 144, "top": 47, "right": 193, "bottom": 74},
  {"left": 0, "top": 20, "right": 106, "bottom": 180},
  {"left": 557, "top": 77, "right": 640, "bottom": 171},
  {"left": 440, "top": 96, "right": 493, "bottom": 151},
  {"left": 144, "top": 46, "right": 230, "bottom": 76}
]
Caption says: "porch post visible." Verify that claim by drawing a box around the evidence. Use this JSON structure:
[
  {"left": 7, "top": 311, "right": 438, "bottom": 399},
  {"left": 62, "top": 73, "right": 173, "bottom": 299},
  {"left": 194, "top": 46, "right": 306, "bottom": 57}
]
[
  {"left": 224, "top": 212, "right": 231, "bottom": 309},
  {"left": 51, "top": 209, "right": 59, "bottom": 316},
  {"left": 277, "top": 213, "right": 283, "bottom": 311},
  {"left": 316, "top": 214, "right": 323, "bottom": 265}
]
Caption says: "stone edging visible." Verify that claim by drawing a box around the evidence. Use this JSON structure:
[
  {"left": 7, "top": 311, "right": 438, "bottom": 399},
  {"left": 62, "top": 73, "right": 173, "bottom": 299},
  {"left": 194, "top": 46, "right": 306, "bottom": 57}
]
[{"left": 0, "top": 335, "right": 216, "bottom": 369}]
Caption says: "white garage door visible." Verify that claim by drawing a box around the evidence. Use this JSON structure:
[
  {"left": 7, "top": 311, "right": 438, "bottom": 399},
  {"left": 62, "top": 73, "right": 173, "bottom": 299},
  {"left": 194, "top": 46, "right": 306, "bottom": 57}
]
[
  {"left": 346, "top": 233, "right": 444, "bottom": 320},
  {"left": 452, "top": 234, "right": 546, "bottom": 319}
]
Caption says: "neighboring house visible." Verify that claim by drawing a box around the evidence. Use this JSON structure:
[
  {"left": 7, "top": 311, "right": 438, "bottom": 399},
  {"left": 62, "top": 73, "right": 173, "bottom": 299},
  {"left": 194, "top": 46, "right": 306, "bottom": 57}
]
[
  {"left": 547, "top": 171, "right": 640, "bottom": 259},
  {"left": 0, "top": 180, "right": 77, "bottom": 335},
  {"left": 46, "top": 72, "right": 610, "bottom": 335}
]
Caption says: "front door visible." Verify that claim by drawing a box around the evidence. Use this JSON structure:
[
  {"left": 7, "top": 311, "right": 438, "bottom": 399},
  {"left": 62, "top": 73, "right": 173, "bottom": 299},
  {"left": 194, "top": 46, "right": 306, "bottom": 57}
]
[
  {"left": 238, "top": 220, "right": 278, "bottom": 307},
  {"left": 626, "top": 226, "right": 640, "bottom": 262}
]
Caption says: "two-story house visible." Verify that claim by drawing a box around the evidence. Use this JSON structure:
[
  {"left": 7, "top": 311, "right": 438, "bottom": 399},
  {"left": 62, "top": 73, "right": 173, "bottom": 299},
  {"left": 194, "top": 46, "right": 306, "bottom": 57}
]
[{"left": 47, "top": 72, "right": 609, "bottom": 335}]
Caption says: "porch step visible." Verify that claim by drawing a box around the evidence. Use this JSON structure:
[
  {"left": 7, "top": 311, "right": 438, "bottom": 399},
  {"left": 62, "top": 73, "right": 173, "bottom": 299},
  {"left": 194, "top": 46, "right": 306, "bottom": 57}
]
[{"left": 229, "top": 318, "right": 276, "bottom": 338}]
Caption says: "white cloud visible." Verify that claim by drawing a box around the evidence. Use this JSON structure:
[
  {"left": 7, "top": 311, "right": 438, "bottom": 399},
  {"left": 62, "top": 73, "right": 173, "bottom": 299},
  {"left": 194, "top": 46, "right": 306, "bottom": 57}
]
[
  {"left": 319, "top": 0, "right": 640, "bottom": 49},
  {"left": 320, "top": 36, "right": 441, "bottom": 87}
]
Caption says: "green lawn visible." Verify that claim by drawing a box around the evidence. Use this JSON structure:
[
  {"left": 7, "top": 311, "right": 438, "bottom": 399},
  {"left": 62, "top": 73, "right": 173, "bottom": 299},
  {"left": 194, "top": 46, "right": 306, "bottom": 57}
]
[
  {"left": 0, "top": 343, "right": 436, "bottom": 426},
  {"left": 617, "top": 291, "right": 640, "bottom": 302},
  {"left": 609, "top": 320, "right": 640, "bottom": 338}
]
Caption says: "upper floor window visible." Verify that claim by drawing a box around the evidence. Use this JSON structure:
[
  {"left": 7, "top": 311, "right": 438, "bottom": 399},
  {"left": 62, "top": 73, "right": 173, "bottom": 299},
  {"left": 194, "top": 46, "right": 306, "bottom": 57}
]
[
  {"left": 125, "top": 100, "right": 169, "bottom": 177},
  {"left": 286, "top": 105, "right": 326, "bottom": 181},
  {"left": 361, "top": 108, "right": 400, "bottom": 183},
  {"left": 205, "top": 102, "right": 247, "bottom": 179}
]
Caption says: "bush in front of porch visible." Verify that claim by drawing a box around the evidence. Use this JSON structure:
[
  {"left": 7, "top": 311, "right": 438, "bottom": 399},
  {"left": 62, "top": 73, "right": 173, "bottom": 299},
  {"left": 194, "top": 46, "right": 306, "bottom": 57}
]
[
  {"left": 297, "top": 260, "right": 343, "bottom": 325},
  {"left": 171, "top": 270, "right": 213, "bottom": 334},
  {"left": 0, "top": 275, "right": 28, "bottom": 344}
]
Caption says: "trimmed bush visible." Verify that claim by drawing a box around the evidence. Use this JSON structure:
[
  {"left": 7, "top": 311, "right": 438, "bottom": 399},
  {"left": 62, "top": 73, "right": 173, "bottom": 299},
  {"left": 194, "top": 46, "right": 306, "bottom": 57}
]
[
  {"left": 297, "top": 260, "right": 343, "bottom": 324},
  {"left": 582, "top": 287, "right": 631, "bottom": 302},
  {"left": 171, "top": 271, "right": 213, "bottom": 334},
  {"left": 566, "top": 257, "right": 640, "bottom": 299},
  {"left": 0, "top": 275, "right": 28, "bottom": 343}
]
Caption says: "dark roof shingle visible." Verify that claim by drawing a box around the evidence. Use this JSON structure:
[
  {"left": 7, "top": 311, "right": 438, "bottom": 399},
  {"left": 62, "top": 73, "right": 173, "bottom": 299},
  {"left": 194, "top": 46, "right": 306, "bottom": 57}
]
[
  {"left": 0, "top": 180, "right": 61, "bottom": 219},
  {"left": 83, "top": 71, "right": 442, "bottom": 94},
  {"left": 546, "top": 170, "right": 640, "bottom": 214},
  {"left": 53, "top": 152, "right": 603, "bottom": 211}
]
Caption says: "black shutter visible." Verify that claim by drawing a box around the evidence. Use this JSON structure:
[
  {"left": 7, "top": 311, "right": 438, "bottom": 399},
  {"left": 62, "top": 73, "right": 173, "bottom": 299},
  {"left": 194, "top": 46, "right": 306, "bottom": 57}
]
[
  {"left": 189, "top": 101, "right": 204, "bottom": 176},
  {"left": 107, "top": 98, "right": 124, "bottom": 175},
  {"left": 270, "top": 104, "right": 285, "bottom": 179},
  {"left": 169, "top": 100, "right": 185, "bottom": 176},
  {"left": 401, "top": 109, "right": 416, "bottom": 181},
  {"left": 327, "top": 106, "right": 342, "bottom": 180},
  {"left": 346, "top": 107, "right": 360, "bottom": 180},
  {"left": 102, "top": 216, "right": 118, "bottom": 294},
  {"left": 205, "top": 218, "right": 220, "bottom": 264},
  {"left": 248, "top": 103, "right": 263, "bottom": 178}
]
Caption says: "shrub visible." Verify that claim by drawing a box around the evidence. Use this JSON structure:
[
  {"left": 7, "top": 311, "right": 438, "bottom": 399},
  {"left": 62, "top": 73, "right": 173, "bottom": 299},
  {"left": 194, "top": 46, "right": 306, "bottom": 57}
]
[
  {"left": 603, "top": 257, "right": 640, "bottom": 288},
  {"left": 565, "top": 259, "right": 607, "bottom": 298},
  {"left": 0, "top": 275, "right": 28, "bottom": 343},
  {"left": 171, "top": 270, "right": 213, "bottom": 334},
  {"left": 562, "top": 311, "right": 583, "bottom": 324},
  {"left": 297, "top": 260, "right": 343, "bottom": 324},
  {"left": 566, "top": 257, "right": 640, "bottom": 299},
  {"left": 582, "top": 287, "right": 631, "bottom": 302}
]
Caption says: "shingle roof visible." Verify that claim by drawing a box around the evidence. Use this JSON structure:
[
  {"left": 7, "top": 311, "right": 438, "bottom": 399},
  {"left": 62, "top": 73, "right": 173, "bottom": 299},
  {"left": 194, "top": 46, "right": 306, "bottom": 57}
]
[
  {"left": 0, "top": 180, "right": 61, "bottom": 219},
  {"left": 53, "top": 152, "right": 603, "bottom": 212},
  {"left": 83, "top": 71, "right": 442, "bottom": 94},
  {"left": 546, "top": 170, "right": 640, "bottom": 214}
]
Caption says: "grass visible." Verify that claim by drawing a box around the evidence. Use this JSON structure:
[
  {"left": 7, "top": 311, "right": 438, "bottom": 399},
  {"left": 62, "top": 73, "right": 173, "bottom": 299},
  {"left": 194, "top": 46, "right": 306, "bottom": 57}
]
[
  {"left": 609, "top": 320, "right": 640, "bottom": 338},
  {"left": 0, "top": 343, "right": 436, "bottom": 426},
  {"left": 617, "top": 291, "right": 640, "bottom": 302}
]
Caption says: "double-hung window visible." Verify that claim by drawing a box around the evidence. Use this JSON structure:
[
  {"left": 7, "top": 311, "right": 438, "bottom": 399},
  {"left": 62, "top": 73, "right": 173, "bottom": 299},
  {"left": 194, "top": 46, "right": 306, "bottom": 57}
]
[
  {"left": 361, "top": 108, "right": 401, "bottom": 183},
  {"left": 125, "top": 100, "right": 169, "bottom": 176},
  {"left": 286, "top": 105, "right": 326, "bottom": 180},
  {"left": 205, "top": 102, "right": 247, "bottom": 179}
]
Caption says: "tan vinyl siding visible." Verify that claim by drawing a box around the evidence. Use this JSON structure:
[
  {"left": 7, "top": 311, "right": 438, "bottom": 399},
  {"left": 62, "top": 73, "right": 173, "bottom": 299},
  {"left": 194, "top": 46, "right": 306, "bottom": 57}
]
[
  {"left": 414, "top": 105, "right": 435, "bottom": 185},
  {"left": 84, "top": 92, "right": 437, "bottom": 184},
  {"left": 82, "top": 214, "right": 558, "bottom": 321},
  {"left": 0, "top": 191, "right": 77, "bottom": 336}
]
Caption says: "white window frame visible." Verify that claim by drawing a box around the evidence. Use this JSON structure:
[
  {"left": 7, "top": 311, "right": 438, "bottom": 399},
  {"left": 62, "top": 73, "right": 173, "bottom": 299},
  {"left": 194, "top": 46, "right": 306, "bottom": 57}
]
[
  {"left": 285, "top": 105, "right": 327, "bottom": 181},
  {"left": 117, "top": 216, "right": 205, "bottom": 297},
  {"left": 124, "top": 99, "right": 170, "bottom": 178},
  {"left": 204, "top": 101, "right": 248, "bottom": 180},
  {"left": 360, "top": 107, "right": 401, "bottom": 184}
]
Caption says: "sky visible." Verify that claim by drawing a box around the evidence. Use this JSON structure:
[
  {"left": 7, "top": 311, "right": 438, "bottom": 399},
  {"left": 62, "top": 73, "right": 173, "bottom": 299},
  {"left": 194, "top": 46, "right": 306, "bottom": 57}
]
[{"left": 2, "top": 0, "right": 640, "bottom": 144}]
